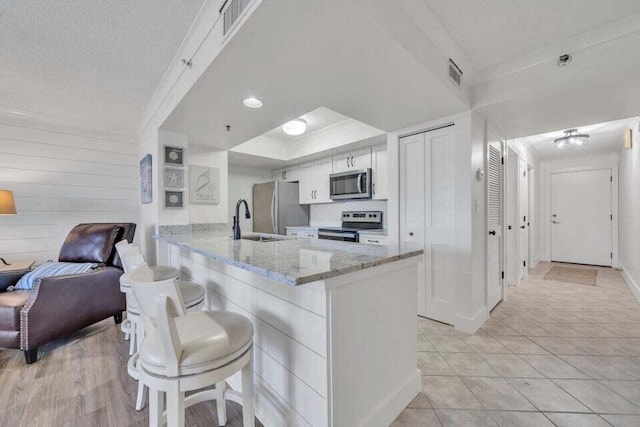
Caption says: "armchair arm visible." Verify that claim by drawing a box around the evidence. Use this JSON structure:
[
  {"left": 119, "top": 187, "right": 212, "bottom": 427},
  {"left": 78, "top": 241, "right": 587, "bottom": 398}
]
[{"left": 20, "top": 266, "right": 125, "bottom": 350}]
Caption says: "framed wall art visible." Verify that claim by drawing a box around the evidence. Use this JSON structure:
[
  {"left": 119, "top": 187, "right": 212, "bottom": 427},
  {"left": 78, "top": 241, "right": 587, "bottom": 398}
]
[
  {"left": 165, "top": 191, "right": 184, "bottom": 208},
  {"left": 140, "top": 154, "right": 152, "bottom": 204},
  {"left": 163, "top": 167, "right": 185, "bottom": 188},
  {"left": 164, "top": 146, "right": 184, "bottom": 166},
  {"left": 189, "top": 165, "right": 220, "bottom": 205}
]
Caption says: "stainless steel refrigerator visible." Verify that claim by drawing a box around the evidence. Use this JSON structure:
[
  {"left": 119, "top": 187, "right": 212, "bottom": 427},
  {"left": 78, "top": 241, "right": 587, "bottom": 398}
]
[{"left": 252, "top": 181, "right": 309, "bottom": 235}]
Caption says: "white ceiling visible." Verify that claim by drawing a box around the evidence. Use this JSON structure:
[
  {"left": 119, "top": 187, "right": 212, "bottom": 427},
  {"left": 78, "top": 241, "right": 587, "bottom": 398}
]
[
  {"left": 0, "top": 0, "right": 204, "bottom": 133},
  {"left": 422, "top": 0, "right": 640, "bottom": 72},
  {"left": 259, "top": 107, "right": 351, "bottom": 143},
  {"left": 161, "top": 0, "right": 469, "bottom": 148},
  {"left": 523, "top": 117, "right": 637, "bottom": 160}
]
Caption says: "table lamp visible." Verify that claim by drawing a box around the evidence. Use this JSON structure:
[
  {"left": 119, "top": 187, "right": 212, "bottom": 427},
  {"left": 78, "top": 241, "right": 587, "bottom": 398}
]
[{"left": 0, "top": 190, "right": 17, "bottom": 266}]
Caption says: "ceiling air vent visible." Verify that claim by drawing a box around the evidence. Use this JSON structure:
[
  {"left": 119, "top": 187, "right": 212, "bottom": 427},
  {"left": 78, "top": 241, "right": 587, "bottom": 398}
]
[
  {"left": 221, "top": 0, "right": 251, "bottom": 36},
  {"left": 448, "top": 59, "right": 463, "bottom": 87}
]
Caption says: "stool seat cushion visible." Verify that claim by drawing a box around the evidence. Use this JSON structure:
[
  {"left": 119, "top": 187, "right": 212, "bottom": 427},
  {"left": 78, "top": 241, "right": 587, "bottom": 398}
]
[
  {"left": 140, "top": 310, "right": 253, "bottom": 376},
  {"left": 177, "top": 281, "right": 205, "bottom": 308},
  {"left": 120, "top": 266, "right": 180, "bottom": 288},
  {"left": 127, "top": 281, "right": 204, "bottom": 314}
]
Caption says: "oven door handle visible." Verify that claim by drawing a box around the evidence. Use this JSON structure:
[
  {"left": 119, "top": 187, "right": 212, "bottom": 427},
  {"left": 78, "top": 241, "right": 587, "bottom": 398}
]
[{"left": 319, "top": 231, "right": 358, "bottom": 239}]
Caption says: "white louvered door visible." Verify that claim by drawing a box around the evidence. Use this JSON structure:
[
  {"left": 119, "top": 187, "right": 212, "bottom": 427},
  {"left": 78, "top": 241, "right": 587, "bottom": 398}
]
[{"left": 487, "top": 135, "right": 504, "bottom": 311}]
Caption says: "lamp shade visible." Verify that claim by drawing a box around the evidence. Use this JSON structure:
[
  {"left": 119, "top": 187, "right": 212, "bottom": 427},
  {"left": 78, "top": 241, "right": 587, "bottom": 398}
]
[{"left": 0, "top": 190, "right": 17, "bottom": 215}]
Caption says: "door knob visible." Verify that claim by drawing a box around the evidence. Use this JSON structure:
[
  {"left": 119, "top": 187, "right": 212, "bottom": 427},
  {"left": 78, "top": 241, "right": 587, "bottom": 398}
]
[
  {"left": 489, "top": 230, "right": 496, "bottom": 236},
  {"left": 508, "top": 225, "right": 512, "bottom": 230},
  {"left": 409, "top": 232, "right": 414, "bottom": 236},
  {"left": 520, "top": 226, "right": 525, "bottom": 229}
]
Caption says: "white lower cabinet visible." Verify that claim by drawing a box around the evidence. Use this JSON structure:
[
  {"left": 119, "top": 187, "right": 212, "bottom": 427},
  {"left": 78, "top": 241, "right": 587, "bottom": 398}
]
[
  {"left": 359, "top": 234, "right": 388, "bottom": 246},
  {"left": 286, "top": 229, "right": 318, "bottom": 239}
]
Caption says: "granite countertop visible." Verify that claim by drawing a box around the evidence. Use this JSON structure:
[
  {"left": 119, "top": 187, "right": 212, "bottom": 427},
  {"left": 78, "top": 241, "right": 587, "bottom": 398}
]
[{"left": 154, "top": 226, "right": 422, "bottom": 286}]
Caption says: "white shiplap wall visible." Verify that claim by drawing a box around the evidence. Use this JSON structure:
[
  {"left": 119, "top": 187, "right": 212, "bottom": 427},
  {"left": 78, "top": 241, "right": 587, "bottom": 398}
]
[{"left": 0, "top": 122, "right": 139, "bottom": 264}]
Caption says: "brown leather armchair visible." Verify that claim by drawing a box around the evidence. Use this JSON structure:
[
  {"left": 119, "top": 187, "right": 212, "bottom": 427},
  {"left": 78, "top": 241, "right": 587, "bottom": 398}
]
[{"left": 0, "top": 223, "right": 135, "bottom": 364}]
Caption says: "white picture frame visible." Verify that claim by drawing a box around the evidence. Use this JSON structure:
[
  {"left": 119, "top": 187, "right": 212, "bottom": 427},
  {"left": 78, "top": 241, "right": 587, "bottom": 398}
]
[
  {"left": 163, "top": 167, "right": 185, "bottom": 188},
  {"left": 189, "top": 165, "right": 220, "bottom": 205}
]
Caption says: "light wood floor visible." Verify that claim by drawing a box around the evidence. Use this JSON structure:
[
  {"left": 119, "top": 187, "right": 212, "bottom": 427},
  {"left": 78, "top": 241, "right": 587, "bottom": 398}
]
[{"left": 0, "top": 318, "right": 262, "bottom": 427}]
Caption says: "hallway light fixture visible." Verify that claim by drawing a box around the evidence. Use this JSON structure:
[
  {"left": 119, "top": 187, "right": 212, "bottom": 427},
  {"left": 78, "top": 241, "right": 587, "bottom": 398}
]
[
  {"left": 554, "top": 129, "right": 589, "bottom": 149},
  {"left": 282, "top": 118, "right": 307, "bottom": 136}
]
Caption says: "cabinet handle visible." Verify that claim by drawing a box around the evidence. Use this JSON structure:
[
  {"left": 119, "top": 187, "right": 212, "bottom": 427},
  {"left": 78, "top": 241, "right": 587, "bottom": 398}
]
[
  {"left": 351, "top": 155, "right": 354, "bottom": 167},
  {"left": 314, "top": 190, "right": 317, "bottom": 199},
  {"left": 368, "top": 239, "right": 379, "bottom": 243},
  {"left": 346, "top": 157, "right": 349, "bottom": 168},
  {"left": 373, "top": 182, "right": 376, "bottom": 194}
]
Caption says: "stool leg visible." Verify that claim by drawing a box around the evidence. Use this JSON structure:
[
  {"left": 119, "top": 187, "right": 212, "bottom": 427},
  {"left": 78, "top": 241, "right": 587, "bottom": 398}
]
[
  {"left": 149, "top": 388, "right": 163, "bottom": 427},
  {"left": 128, "top": 317, "right": 136, "bottom": 356},
  {"left": 167, "top": 383, "right": 185, "bottom": 427},
  {"left": 135, "top": 379, "right": 147, "bottom": 410},
  {"left": 241, "top": 351, "right": 255, "bottom": 427},
  {"left": 215, "top": 381, "right": 227, "bottom": 426}
]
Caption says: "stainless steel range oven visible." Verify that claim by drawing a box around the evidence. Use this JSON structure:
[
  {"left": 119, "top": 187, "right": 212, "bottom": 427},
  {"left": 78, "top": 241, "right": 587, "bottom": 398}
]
[
  {"left": 329, "top": 169, "right": 372, "bottom": 200},
  {"left": 318, "top": 211, "right": 383, "bottom": 243}
]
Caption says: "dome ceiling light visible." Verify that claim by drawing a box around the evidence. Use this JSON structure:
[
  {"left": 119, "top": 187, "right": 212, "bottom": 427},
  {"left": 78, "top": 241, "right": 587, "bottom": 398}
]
[
  {"left": 554, "top": 128, "right": 589, "bottom": 149},
  {"left": 282, "top": 118, "right": 307, "bottom": 136},
  {"left": 242, "top": 97, "right": 263, "bottom": 109}
]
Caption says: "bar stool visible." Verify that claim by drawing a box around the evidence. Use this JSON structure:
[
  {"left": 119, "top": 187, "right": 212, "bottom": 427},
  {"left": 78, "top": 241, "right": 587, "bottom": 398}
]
[
  {"left": 115, "top": 241, "right": 183, "bottom": 355},
  {"left": 129, "top": 264, "right": 255, "bottom": 427},
  {"left": 115, "top": 242, "right": 206, "bottom": 411}
]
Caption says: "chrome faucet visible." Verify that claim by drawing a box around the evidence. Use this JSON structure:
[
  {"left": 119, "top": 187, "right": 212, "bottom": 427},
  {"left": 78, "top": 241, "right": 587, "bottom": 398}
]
[{"left": 232, "top": 199, "right": 251, "bottom": 240}]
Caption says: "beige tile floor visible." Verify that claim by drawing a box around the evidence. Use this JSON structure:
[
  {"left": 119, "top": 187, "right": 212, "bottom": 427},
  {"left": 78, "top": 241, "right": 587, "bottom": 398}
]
[{"left": 392, "top": 262, "right": 640, "bottom": 427}]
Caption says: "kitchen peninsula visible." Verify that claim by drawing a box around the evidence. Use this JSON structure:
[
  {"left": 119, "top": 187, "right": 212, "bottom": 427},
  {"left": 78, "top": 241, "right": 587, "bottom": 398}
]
[{"left": 155, "top": 225, "right": 423, "bottom": 427}]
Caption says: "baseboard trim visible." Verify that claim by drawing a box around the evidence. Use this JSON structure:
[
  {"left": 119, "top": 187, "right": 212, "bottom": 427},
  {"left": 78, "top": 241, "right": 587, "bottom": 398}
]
[
  {"left": 455, "top": 307, "right": 488, "bottom": 334},
  {"left": 620, "top": 263, "right": 640, "bottom": 304},
  {"left": 357, "top": 370, "right": 421, "bottom": 427}
]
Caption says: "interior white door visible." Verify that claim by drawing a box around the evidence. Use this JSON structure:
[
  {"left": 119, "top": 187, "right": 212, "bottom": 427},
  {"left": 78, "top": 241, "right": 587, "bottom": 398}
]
[
  {"left": 399, "top": 133, "right": 426, "bottom": 316},
  {"left": 506, "top": 148, "right": 519, "bottom": 285},
  {"left": 487, "top": 136, "right": 504, "bottom": 311},
  {"left": 519, "top": 159, "right": 529, "bottom": 279},
  {"left": 400, "top": 126, "right": 456, "bottom": 324},
  {"left": 551, "top": 169, "right": 612, "bottom": 266}
]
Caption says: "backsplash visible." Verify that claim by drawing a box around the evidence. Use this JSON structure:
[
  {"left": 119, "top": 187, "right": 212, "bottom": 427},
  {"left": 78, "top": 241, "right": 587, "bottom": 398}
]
[{"left": 309, "top": 200, "right": 387, "bottom": 228}]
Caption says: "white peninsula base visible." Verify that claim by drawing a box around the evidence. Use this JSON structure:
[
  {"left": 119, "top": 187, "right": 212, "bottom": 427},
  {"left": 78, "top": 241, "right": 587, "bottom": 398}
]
[{"left": 157, "top": 240, "right": 421, "bottom": 427}]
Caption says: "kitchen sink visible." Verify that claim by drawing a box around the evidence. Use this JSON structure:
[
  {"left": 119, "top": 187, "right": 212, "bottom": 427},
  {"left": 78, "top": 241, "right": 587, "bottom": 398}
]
[{"left": 240, "top": 235, "right": 283, "bottom": 242}]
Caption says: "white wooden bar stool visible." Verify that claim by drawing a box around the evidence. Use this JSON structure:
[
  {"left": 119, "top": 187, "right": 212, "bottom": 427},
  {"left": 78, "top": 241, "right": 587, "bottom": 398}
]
[
  {"left": 115, "top": 241, "right": 206, "bottom": 411},
  {"left": 115, "top": 241, "right": 183, "bottom": 355},
  {"left": 129, "top": 265, "right": 255, "bottom": 427}
]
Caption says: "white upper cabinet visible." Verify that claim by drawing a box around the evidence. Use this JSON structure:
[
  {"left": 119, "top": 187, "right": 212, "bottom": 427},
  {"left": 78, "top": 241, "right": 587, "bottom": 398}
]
[
  {"left": 298, "top": 157, "right": 333, "bottom": 204},
  {"left": 332, "top": 148, "right": 372, "bottom": 173},
  {"left": 312, "top": 157, "right": 333, "bottom": 203},
  {"left": 372, "top": 144, "right": 388, "bottom": 200},
  {"left": 273, "top": 165, "right": 299, "bottom": 182},
  {"left": 298, "top": 163, "right": 314, "bottom": 204}
]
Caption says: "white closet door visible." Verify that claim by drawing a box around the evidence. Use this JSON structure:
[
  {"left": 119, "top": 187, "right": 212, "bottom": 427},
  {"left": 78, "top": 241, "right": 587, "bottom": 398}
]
[
  {"left": 400, "top": 126, "right": 456, "bottom": 323},
  {"left": 399, "top": 133, "right": 426, "bottom": 316},
  {"left": 487, "top": 137, "right": 504, "bottom": 311}
]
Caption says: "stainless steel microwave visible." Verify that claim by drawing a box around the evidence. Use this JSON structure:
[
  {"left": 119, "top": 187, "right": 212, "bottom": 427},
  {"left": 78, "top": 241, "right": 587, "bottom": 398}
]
[{"left": 329, "top": 168, "right": 372, "bottom": 200}]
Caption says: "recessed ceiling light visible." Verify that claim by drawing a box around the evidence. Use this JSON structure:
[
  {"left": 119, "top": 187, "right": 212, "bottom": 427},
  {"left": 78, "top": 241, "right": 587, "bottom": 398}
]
[
  {"left": 282, "top": 119, "right": 307, "bottom": 136},
  {"left": 242, "top": 97, "right": 263, "bottom": 109}
]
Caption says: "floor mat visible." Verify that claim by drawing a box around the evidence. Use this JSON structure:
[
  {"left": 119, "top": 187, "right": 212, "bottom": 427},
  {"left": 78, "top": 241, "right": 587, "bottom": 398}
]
[{"left": 544, "top": 265, "right": 597, "bottom": 286}]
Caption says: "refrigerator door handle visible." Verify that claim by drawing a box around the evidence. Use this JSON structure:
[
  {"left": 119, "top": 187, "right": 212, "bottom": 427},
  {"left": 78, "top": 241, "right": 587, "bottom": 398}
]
[{"left": 271, "top": 188, "right": 277, "bottom": 233}]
